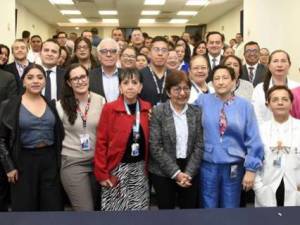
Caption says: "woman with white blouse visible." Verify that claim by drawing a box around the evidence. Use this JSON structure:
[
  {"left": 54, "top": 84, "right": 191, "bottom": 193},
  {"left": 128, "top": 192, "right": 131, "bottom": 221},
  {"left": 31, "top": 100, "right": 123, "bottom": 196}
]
[{"left": 254, "top": 85, "right": 300, "bottom": 207}]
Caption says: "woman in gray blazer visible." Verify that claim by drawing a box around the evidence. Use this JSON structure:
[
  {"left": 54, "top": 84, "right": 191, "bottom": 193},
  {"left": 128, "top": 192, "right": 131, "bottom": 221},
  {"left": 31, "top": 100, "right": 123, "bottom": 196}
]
[{"left": 149, "top": 70, "right": 203, "bottom": 209}]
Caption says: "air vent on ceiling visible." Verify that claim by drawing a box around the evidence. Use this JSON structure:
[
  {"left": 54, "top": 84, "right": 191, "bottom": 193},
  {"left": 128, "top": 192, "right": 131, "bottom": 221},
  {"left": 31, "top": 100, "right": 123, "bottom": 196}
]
[
  {"left": 85, "top": 17, "right": 100, "bottom": 22},
  {"left": 73, "top": 0, "right": 94, "bottom": 3}
]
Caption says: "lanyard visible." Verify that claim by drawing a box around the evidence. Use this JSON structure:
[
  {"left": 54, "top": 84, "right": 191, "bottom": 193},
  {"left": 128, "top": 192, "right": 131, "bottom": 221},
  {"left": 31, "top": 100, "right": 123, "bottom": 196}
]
[
  {"left": 76, "top": 94, "right": 91, "bottom": 128},
  {"left": 124, "top": 100, "right": 140, "bottom": 142},
  {"left": 191, "top": 80, "right": 210, "bottom": 94},
  {"left": 269, "top": 118, "right": 292, "bottom": 154},
  {"left": 149, "top": 66, "right": 167, "bottom": 101}
]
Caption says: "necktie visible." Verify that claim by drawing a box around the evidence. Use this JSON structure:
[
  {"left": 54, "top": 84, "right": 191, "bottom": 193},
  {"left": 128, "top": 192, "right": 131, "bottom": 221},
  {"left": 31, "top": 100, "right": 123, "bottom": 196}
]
[
  {"left": 45, "top": 70, "right": 52, "bottom": 101},
  {"left": 249, "top": 66, "right": 254, "bottom": 82},
  {"left": 212, "top": 58, "right": 217, "bottom": 69}
]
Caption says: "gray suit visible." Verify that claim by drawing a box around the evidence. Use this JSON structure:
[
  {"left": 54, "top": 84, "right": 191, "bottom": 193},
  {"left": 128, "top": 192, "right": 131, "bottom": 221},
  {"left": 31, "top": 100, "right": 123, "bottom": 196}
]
[
  {"left": 149, "top": 101, "right": 203, "bottom": 178},
  {"left": 241, "top": 63, "right": 267, "bottom": 87}
]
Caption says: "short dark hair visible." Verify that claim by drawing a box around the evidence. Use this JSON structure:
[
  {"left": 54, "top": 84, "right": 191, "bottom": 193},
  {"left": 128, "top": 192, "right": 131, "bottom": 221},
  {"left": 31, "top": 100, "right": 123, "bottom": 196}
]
[
  {"left": 206, "top": 31, "right": 224, "bottom": 43},
  {"left": 22, "top": 30, "right": 30, "bottom": 39},
  {"left": 31, "top": 35, "right": 42, "bottom": 41},
  {"left": 57, "top": 31, "right": 67, "bottom": 38},
  {"left": 151, "top": 36, "right": 169, "bottom": 46},
  {"left": 119, "top": 68, "right": 143, "bottom": 84},
  {"left": 212, "top": 65, "right": 236, "bottom": 80},
  {"left": 266, "top": 85, "right": 294, "bottom": 104},
  {"left": 165, "top": 70, "right": 191, "bottom": 93},
  {"left": 244, "top": 41, "right": 260, "bottom": 53}
]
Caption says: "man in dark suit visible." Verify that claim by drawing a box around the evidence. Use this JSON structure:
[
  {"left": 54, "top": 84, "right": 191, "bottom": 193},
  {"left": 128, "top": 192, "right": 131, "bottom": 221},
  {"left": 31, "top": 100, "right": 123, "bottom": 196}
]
[
  {"left": 205, "top": 31, "right": 224, "bottom": 82},
  {"left": 240, "top": 41, "right": 267, "bottom": 87},
  {"left": 40, "top": 39, "right": 65, "bottom": 100},
  {"left": 0, "top": 69, "right": 17, "bottom": 211},
  {"left": 4, "top": 39, "right": 31, "bottom": 94},
  {"left": 89, "top": 38, "right": 121, "bottom": 102}
]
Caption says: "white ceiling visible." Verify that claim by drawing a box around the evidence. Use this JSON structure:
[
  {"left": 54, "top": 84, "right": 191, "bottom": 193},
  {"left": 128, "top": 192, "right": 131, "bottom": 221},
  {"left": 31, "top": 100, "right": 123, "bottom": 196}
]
[{"left": 17, "top": 0, "right": 243, "bottom": 28}]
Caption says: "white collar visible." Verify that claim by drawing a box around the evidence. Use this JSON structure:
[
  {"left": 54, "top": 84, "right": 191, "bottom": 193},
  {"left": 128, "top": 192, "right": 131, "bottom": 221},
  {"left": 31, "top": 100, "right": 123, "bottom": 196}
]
[{"left": 169, "top": 101, "right": 188, "bottom": 116}]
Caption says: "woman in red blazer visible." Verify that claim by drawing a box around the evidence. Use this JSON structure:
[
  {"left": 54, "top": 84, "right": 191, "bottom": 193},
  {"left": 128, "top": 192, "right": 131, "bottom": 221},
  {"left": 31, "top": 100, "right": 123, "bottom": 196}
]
[{"left": 94, "top": 68, "right": 151, "bottom": 211}]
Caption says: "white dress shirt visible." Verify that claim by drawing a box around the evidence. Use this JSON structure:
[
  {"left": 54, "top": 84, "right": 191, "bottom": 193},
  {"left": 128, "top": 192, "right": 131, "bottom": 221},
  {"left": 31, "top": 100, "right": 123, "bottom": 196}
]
[
  {"left": 42, "top": 65, "right": 58, "bottom": 100},
  {"left": 102, "top": 67, "right": 119, "bottom": 102},
  {"left": 208, "top": 54, "right": 222, "bottom": 69}
]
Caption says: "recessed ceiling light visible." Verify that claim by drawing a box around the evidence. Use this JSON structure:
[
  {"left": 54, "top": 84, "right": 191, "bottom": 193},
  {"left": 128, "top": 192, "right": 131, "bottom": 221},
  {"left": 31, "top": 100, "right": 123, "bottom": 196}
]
[
  {"left": 102, "top": 19, "right": 119, "bottom": 23},
  {"left": 186, "top": 0, "right": 209, "bottom": 6},
  {"left": 49, "top": 0, "right": 74, "bottom": 5},
  {"left": 141, "top": 10, "right": 160, "bottom": 15},
  {"left": 177, "top": 11, "right": 198, "bottom": 16},
  {"left": 60, "top": 10, "right": 81, "bottom": 15},
  {"left": 75, "top": 27, "right": 79, "bottom": 30},
  {"left": 139, "top": 19, "right": 156, "bottom": 24},
  {"left": 69, "top": 18, "right": 88, "bottom": 23},
  {"left": 98, "top": 10, "right": 118, "bottom": 15},
  {"left": 169, "top": 19, "right": 188, "bottom": 24},
  {"left": 144, "top": 0, "right": 165, "bottom": 5}
]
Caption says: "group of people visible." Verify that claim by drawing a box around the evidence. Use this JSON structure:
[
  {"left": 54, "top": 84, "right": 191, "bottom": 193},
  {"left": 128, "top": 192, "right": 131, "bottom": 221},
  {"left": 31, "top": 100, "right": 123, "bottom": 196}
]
[{"left": 0, "top": 27, "right": 300, "bottom": 212}]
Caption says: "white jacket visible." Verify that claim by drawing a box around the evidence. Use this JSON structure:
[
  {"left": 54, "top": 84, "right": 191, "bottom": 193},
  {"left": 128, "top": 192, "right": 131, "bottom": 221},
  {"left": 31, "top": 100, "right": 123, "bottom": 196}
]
[{"left": 254, "top": 117, "right": 300, "bottom": 207}]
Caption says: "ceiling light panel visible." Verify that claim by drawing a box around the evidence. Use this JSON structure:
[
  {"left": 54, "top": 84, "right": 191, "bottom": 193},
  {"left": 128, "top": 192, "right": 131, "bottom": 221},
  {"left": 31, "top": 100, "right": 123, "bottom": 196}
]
[
  {"left": 169, "top": 19, "right": 188, "bottom": 24},
  {"left": 141, "top": 10, "right": 160, "bottom": 15},
  {"left": 60, "top": 10, "right": 81, "bottom": 15},
  {"left": 144, "top": 0, "right": 166, "bottom": 5},
  {"left": 139, "top": 19, "right": 156, "bottom": 24},
  {"left": 49, "top": 0, "right": 74, "bottom": 5},
  {"left": 177, "top": 11, "right": 198, "bottom": 16},
  {"left": 69, "top": 18, "right": 88, "bottom": 23},
  {"left": 186, "top": 0, "right": 209, "bottom": 6},
  {"left": 102, "top": 19, "right": 119, "bottom": 23},
  {"left": 98, "top": 10, "right": 118, "bottom": 15}
]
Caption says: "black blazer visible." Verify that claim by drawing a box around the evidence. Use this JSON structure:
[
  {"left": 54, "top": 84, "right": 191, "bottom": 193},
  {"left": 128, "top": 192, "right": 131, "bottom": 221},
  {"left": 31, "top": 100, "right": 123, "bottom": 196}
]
[
  {"left": 0, "top": 69, "right": 17, "bottom": 104},
  {"left": 240, "top": 64, "right": 267, "bottom": 87},
  {"left": 4, "top": 62, "right": 33, "bottom": 94},
  {"left": 205, "top": 54, "right": 224, "bottom": 82},
  {"left": 89, "top": 67, "right": 121, "bottom": 100}
]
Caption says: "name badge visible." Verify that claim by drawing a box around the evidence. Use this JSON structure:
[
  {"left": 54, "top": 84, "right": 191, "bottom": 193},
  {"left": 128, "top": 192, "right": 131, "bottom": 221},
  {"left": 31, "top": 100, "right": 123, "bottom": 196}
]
[
  {"left": 131, "top": 143, "right": 140, "bottom": 157},
  {"left": 80, "top": 134, "right": 91, "bottom": 151}
]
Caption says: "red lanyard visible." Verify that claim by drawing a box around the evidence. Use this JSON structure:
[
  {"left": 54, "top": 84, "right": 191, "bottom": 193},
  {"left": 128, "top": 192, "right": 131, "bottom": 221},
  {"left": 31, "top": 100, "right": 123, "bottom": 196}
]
[{"left": 76, "top": 94, "right": 91, "bottom": 128}]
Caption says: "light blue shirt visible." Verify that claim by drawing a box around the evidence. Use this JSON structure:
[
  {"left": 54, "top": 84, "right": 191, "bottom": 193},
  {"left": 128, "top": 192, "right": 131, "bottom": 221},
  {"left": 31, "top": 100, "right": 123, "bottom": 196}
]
[
  {"left": 102, "top": 67, "right": 119, "bottom": 102},
  {"left": 194, "top": 93, "right": 264, "bottom": 171}
]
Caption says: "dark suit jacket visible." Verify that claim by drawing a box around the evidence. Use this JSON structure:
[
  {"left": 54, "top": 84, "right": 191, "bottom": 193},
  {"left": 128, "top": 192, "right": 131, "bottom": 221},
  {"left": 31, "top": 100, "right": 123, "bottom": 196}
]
[
  {"left": 0, "top": 69, "right": 17, "bottom": 104},
  {"left": 149, "top": 101, "right": 203, "bottom": 178},
  {"left": 240, "top": 63, "right": 267, "bottom": 87},
  {"left": 4, "top": 62, "right": 33, "bottom": 94},
  {"left": 205, "top": 54, "right": 224, "bottom": 82},
  {"left": 89, "top": 67, "right": 121, "bottom": 100},
  {"left": 55, "top": 67, "right": 65, "bottom": 100}
]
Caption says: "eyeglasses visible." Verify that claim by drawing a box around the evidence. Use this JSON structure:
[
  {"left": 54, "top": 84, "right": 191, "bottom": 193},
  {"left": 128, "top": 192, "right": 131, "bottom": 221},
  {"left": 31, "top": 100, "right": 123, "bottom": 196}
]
[
  {"left": 99, "top": 49, "right": 118, "bottom": 55},
  {"left": 152, "top": 47, "right": 168, "bottom": 54},
  {"left": 171, "top": 86, "right": 190, "bottom": 94},
  {"left": 122, "top": 54, "right": 136, "bottom": 60},
  {"left": 69, "top": 74, "right": 88, "bottom": 83}
]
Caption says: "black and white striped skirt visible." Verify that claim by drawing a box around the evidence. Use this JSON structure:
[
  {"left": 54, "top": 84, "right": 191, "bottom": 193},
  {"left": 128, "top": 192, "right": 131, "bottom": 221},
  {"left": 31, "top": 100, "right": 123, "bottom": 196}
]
[{"left": 101, "top": 161, "right": 149, "bottom": 211}]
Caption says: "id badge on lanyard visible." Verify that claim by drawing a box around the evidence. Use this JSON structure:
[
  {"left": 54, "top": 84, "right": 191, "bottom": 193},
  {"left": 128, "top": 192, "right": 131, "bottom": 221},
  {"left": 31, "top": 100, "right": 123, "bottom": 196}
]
[
  {"left": 125, "top": 101, "right": 141, "bottom": 157},
  {"left": 77, "top": 94, "right": 91, "bottom": 151}
]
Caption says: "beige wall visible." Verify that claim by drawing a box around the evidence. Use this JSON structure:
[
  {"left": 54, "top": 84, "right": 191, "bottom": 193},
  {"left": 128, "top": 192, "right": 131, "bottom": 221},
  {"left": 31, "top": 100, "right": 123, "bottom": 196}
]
[
  {"left": 16, "top": 2, "right": 56, "bottom": 41},
  {"left": 244, "top": 0, "right": 300, "bottom": 81},
  {"left": 0, "top": 0, "right": 15, "bottom": 46},
  {"left": 206, "top": 4, "right": 242, "bottom": 44}
]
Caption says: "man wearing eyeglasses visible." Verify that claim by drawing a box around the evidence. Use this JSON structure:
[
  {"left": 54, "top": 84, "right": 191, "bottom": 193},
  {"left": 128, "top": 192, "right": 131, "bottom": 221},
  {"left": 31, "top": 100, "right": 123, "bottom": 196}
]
[
  {"left": 140, "top": 36, "right": 172, "bottom": 106},
  {"left": 89, "top": 38, "right": 121, "bottom": 102},
  {"left": 240, "top": 41, "right": 267, "bottom": 87}
]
